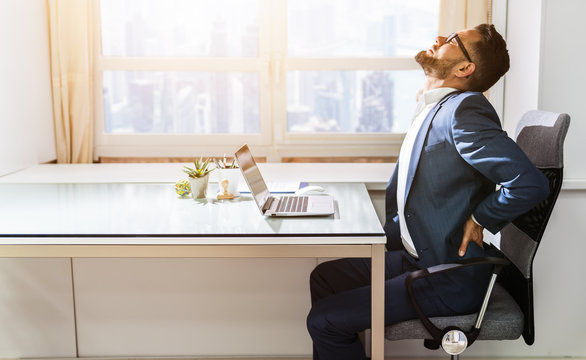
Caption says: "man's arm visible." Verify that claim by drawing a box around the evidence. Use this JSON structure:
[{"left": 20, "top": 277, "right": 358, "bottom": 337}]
[{"left": 452, "top": 94, "right": 550, "bottom": 235}]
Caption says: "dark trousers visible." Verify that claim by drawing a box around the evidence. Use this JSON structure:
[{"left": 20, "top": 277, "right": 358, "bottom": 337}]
[{"left": 307, "top": 250, "right": 458, "bottom": 360}]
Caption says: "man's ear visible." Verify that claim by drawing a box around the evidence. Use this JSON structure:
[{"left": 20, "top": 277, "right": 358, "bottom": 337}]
[{"left": 456, "top": 62, "right": 475, "bottom": 78}]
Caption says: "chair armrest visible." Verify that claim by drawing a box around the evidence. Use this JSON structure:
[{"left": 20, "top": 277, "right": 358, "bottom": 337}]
[
  {"left": 405, "top": 257, "right": 510, "bottom": 347},
  {"left": 409, "top": 257, "right": 510, "bottom": 279}
]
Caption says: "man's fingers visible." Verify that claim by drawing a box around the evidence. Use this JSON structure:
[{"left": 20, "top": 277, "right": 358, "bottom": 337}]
[
  {"left": 459, "top": 237, "right": 469, "bottom": 257},
  {"left": 474, "top": 233, "right": 485, "bottom": 248},
  {"left": 459, "top": 216, "right": 485, "bottom": 257}
]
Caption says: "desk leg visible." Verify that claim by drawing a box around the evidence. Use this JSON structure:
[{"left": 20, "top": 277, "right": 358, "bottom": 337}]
[{"left": 371, "top": 243, "right": 385, "bottom": 360}]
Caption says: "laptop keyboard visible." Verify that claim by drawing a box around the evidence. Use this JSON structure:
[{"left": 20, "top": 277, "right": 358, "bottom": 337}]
[{"left": 277, "top": 196, "right": 309, "bottom": 213}]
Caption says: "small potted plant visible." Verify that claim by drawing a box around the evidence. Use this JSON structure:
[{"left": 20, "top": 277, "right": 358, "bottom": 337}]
[
  {"left": 215, "top": 155, "right": 240, "bottom": 196},
  {"left": 183, "top": 157, "right": 214, "bottom": 199}
]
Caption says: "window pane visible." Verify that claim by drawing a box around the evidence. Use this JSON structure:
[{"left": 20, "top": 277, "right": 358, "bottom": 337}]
[
  {"left": 103, "top": 71, "right": 260, "bottom": 134},
  {"left": 288, "top": 0, "right": 439, "bottom": 57},
  {"left": 287, "top": 70, "right": 424, "bottom": 133},
  {"left": 101, "top": 0, "right": 259, "bottom": 57}
]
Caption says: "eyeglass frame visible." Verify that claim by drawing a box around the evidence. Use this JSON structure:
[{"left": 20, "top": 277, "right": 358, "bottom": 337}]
[{"left": 446, "top": 32, "right": 473, "bottom": 63}]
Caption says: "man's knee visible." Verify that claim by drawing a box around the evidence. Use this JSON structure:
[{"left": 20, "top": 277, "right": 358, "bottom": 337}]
[
  {"left": 309, "top": 263, "right": 321, "bottom": 283},
  {"left": 309, "top": 262, "right": 333, "bottom": 297},
  {"left": 306, "top": 303, "right": 335, "bottom": 339},
  {"left": 306, "top": 306, "right": 324, "bottom": 338},
  {"left": 310, "top": 259, "right": 349, "bottom": 286}
]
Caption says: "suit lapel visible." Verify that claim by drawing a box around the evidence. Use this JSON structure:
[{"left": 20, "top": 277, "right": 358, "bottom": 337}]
[
  {"left": 404, "top": 92, "right": 458, "bottom": 202},
  {"left": 404, "top": 105, "right": 441, "bottom": 201}
]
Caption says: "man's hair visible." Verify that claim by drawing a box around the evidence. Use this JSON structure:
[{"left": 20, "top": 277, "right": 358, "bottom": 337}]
[{"left": 467, "top": 24, "right": 510, "bottom": 92}]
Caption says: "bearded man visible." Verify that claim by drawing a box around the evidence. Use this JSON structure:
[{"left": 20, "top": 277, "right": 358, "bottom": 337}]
[{"left": 306, "top": 24, "right": 550, "bottom": 360}]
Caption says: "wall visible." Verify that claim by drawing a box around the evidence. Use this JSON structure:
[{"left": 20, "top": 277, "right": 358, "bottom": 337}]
[
  {"left": 501, "top": 0, "right": 541, "bottom": 136},
  {"left": 502, "top": 0, "right": 586, "bottom": 185},
  {"left": 72, "top": 258, "right": 315, "bottom": 357},
  {"left": 0, "top": 0, "right": 56, "bottom": 176},
  {"left": 538, "top": 0, "right": 586, "bottom": 181},
  {"left": 0, "top": 1, "right": 72, "bottom": 358}
]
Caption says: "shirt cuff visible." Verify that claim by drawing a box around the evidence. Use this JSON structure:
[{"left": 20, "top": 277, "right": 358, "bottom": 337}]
[{"left": 471, "top": 213, "right": 482, "bottom": 227}]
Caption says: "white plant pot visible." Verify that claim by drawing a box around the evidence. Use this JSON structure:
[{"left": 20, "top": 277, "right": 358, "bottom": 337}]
[
  {"left": 189, "top": 175, "right": 209, "bottom": 199},
  {"left": 217, "top": 168, "right": 240, "bottom": 196}
]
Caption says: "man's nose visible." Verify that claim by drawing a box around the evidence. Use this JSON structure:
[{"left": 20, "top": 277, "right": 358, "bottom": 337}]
[{"left": 435, "top": 36, "right": 447, "bottom": 46}]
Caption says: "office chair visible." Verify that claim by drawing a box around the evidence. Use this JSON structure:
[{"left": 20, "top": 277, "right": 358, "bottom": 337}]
[{"left": 384, "top": 110, "right": 571, "bottom": 359}]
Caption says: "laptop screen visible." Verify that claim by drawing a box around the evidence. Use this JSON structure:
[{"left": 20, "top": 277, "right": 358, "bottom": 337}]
[{"left": 234, "top": 144, "right": 270, "bottom": 212}]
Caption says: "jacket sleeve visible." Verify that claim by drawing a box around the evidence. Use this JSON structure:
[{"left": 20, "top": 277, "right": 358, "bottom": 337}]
[{"left": 451, "top": 94, "right": 550, "bottom": 234}]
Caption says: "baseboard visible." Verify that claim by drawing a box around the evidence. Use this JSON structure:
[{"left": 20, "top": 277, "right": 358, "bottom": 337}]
[
  {"left": 18, "top": 358, "right": 311, "bottom": 360},
  {"left": 14, "top": 357, "right": 586, "bottom": 360}
]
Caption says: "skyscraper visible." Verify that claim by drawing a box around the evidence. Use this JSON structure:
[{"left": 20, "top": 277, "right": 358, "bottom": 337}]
[
  {"left": 210, "top": 18, "right": 230, "bottom": 133},
  {"left": 358, "top": 72, "right": 394, "bottom": 132}
]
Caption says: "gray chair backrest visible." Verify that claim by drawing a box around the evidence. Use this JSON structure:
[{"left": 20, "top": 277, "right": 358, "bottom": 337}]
[
  {"left": 501, "top": 110, "right": 570, "bottom": 277},
  {"left": 514, "top": 110, "right": 570, "bottom": 169},
  {"left": 497, "top": 110, "right": 570, "bottom": 345}
]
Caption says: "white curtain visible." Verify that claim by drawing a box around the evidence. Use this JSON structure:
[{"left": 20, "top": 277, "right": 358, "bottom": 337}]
[{"left": 47, "top": 0, "right": 94, "bottom": 163}]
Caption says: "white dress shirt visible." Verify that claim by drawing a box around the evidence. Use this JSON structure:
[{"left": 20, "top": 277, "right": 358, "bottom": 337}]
[{"left": 397, "top": 87, "right": 459, "bottom": 258}]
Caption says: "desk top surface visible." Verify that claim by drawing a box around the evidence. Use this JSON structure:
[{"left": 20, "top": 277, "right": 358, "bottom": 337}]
[{"left": 0, "top": 182, "right": 385, "bottom": 244}]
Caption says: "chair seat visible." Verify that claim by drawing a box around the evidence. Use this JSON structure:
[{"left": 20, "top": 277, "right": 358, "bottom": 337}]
[{"left": 385, "top": 283, "right": 524, "bottom": 341}]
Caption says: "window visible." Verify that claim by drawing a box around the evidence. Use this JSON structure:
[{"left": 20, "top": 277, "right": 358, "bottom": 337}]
[{"left": 94, "top": 0, "right": 485, "bottom": 161}]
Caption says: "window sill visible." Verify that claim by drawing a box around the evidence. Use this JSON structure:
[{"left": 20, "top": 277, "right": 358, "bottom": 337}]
[{"left": 0, "top": 163, "right": 396, "bottom": 191}]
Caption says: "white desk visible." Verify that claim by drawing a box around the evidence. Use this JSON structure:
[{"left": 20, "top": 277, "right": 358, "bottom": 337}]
[{"left": 0, "top": 168, "right": 388, "bottom": 359}]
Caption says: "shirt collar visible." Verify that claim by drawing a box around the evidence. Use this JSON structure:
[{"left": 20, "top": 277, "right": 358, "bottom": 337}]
[{"left": 422, "top": 87, "right": 460, "bottom": 106}]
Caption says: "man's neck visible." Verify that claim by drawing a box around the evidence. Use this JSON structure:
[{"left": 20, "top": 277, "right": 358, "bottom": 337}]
[{"left": 423, "top": 76, "right": 466, "bottom": 92}]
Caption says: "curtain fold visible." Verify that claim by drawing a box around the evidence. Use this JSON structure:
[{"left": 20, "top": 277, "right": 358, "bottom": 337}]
[
  {"left": 439, "top": 0, "right": 489, "bottom": 34},
  {"left": 47, "top": 0, "right": 94, "bottom": 163}
]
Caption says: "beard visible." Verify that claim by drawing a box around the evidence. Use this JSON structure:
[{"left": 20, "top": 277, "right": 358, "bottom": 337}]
[{"left": 415, "top": 50, "right": 461, "bottom": 79}]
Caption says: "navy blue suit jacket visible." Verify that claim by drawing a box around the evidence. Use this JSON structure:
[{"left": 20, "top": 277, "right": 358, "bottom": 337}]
[{"left": 384, "top": 91, "right": 549, "bottom": 312}]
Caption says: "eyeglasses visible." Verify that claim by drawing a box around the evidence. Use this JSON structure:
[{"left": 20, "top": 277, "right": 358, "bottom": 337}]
[{"left": 446, "top": 32, "right": 472, "bottom": 63}]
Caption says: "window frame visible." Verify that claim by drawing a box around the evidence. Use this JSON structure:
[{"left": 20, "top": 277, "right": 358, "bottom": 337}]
[{"left": 93, "top": 0, "right": 488, "bottom": 161}]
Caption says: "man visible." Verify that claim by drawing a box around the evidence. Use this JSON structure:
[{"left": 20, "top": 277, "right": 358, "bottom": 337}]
[{"left": 307, "top": 24, "right": 550, "bottom": 360}]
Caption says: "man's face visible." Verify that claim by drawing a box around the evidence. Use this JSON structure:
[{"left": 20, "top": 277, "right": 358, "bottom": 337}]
[{"left": 415, "top": 29, "right": 479, "bottom": 79}]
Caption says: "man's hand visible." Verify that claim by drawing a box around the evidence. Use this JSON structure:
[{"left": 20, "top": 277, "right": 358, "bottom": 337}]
[{"left": 459, "top": 216, "right": 484, "bottom": 257}]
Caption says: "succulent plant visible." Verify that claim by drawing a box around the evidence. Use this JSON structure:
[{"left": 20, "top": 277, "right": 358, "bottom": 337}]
[
  {"left": 214, "top": 154, "right": 239, "bottom": 169},
  {"left": 183, "top": 157, "right": 215, "bottom": 178}
]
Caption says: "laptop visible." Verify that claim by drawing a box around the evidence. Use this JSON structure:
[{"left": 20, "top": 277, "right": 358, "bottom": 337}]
[{"left": 234, "top": 144, "right": 335, "bottom": 217}]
